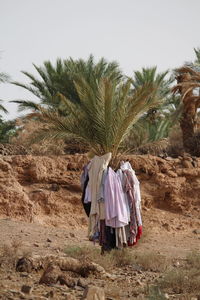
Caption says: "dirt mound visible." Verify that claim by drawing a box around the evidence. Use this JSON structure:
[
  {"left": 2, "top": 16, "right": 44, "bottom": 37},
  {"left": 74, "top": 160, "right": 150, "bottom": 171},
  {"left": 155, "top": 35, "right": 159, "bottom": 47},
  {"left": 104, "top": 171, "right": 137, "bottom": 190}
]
[
  {"left": 0, "top": 155, "right": 87, "bottom": 227},
  {"left": 0, "top": 154, "right": 199, "bottom": 227}
]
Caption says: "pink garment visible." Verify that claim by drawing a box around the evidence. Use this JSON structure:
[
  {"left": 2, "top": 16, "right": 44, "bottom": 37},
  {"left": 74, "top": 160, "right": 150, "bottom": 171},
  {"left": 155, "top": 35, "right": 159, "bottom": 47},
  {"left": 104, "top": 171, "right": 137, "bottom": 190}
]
[
  {"left": 104, "top": 167, "right": 129, "bottom": 228},
  {"left": 120, "top": 161, "right": 142, "bottom": 226}
]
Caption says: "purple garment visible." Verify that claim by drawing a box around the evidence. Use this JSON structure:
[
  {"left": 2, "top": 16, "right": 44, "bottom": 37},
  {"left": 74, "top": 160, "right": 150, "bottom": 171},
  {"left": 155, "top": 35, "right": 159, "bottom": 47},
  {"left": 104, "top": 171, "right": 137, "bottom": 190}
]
[{"left": 104, "top": 167, "right": 129, "bottom": 228}]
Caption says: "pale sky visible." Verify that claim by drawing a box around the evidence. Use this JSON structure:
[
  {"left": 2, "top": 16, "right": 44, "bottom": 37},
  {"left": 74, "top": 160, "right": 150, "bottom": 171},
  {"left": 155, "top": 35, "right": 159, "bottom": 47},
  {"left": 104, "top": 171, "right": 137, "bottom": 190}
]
[{"left": 0, "top": 0, "right": 200, "bottom": 120}]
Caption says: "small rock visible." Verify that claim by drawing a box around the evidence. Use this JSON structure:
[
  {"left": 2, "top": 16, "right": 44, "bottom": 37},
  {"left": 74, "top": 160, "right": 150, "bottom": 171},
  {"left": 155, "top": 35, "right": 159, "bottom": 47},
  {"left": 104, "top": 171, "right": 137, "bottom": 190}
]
[
  {"left": 16, "top": 257, "right": 33, "bottom": 273},
  {"left": 82, "top": 286, "right": 105, "bottom": 300},
  {"left": 193, "top": 229, "right": 200, "bottom": 235},
  {"left": 173, "top": 261, "right": 180, "bottom": 267},
  {"left": 57, "top": 275, "right": 77, "bottom": 288},
  {"left": 75, "top": 286, "right": 84, "bottom": 291},
  {"left": 39, "top": 264, "right": 61, "bottom": 285},
  {"left": 185, "top": 213, "right": 192, "bottom": 218},
  {"left": 136, "top": 279, "right": 142, "bottom": 286},
  {"left": 47, "top": 238, "right": 52, "bottom": 243},
  {"left": 20, "top": 273, "right": 30, "bottom": 278},
  {"left": 33, "top": 243, "right": 39, "bottom": 247},
  {"left": 165, "top": 157, "right": 173, "bottom": 161},
  {"left": 21, "top": 285, "right": 33, "bottom": 295},
  {"left": 143, "top": 207, "right": 150, "bottom": 211},
  {"left": 8, "top": 289, "right": 21, "bottom": 295},
  {"left": 32, "top": 189, "right": 44, "bottom": 193},
  {"left": 45, "top": 290, "right": 54, "bottom": 298},
  {"left": 164, "top": 293, "right": 169, "bottom": 299},
  {"left": 77, "top": 278, "right": 87, "bottom": 288},
  {"left": 51, "top": 183, "right": 60, "bottom": 191},
  {"left": 162, "top": 223, "right": 170, "bottom": 231},
  {"left": 69, "top": 233, "right": 75, "bottom": 238}
]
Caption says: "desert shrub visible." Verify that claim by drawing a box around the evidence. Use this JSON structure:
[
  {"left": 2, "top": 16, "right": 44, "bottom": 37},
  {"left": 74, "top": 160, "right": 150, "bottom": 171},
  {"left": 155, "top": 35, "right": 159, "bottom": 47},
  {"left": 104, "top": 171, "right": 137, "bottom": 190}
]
[
  {"left": 65, "top": 245, "right": 113, "bottom": 271},
  {"left": 159, "top": 269, "right": 200, "bottom": 293},
  {"left": 12, "top": 119, "right": 66, "bottom": 155},
  {"left": 12, "top": 119, "right": 89, "bottom": 155},
  {"left": 186, "top": 250, "right": 200, "bottom": 269},
  {"left": 0, "top": 240, "right": 26, "bottom": 269},
  {"left": 158, "top": 251, "right": 200, "bottom": 294},
  {"left": 146, "top": 285, "right": 166, "bottom": 300},
  {"left": 133, "top": 139, "right": 169, "bottom": 156},
  {"left": 134, "top": 252, "right": 169, "bottom": 272},
  {"left": 110, "top": 248, "right": 135, "bottom": 267}
]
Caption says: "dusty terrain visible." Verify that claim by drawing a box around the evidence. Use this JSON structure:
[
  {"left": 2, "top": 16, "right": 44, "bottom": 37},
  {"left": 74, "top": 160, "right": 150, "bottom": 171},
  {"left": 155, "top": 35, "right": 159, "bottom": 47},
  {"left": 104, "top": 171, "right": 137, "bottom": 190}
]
[{"left": 0, "top": 154, "right": 200, "bottom": 299}]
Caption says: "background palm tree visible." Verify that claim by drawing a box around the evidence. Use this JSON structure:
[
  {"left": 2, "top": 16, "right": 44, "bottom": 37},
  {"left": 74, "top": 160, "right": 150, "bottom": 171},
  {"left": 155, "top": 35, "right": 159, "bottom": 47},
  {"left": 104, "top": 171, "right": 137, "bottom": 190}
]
[
  {"left": 124, "top": 67, "right": 179, "bottom": 151},
  {"left": 172, "top": 65, "right": 200, "bottom": 151},
  {"left": 0, "top": 70, "right": 9, "bottom": 113}
]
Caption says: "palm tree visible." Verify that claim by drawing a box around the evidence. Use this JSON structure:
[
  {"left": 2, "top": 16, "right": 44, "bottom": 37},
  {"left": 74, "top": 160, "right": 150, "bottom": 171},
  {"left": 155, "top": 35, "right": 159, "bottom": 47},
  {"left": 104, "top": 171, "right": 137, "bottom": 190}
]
[
  {"left": 11, "top": 55, "right": 123, "bottom": 114},
  {"left": 172, "top": 65, "right": 200, "bottom": 151},
  {"left": 12, "top": 58, "right": 170, "bottom": 159},
  {"left": 27, "top": 71, "right": 167, "bottom": 160}
]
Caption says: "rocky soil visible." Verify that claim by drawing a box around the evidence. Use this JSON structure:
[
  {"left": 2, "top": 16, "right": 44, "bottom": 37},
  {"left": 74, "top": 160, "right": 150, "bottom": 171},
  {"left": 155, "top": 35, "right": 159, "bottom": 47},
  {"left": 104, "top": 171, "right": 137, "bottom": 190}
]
[{"left": 0, "top": 153, "right": 200, "bottom": 299}]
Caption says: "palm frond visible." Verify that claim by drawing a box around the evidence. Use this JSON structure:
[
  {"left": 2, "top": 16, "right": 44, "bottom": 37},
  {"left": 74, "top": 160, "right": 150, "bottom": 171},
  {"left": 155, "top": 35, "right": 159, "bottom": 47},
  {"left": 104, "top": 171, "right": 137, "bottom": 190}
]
[
  {"left": 10, "top": 100, "right": 41, "bottom": 112},
  {"left": 0, "top": 100, "right": 8, "bottom": 113}
]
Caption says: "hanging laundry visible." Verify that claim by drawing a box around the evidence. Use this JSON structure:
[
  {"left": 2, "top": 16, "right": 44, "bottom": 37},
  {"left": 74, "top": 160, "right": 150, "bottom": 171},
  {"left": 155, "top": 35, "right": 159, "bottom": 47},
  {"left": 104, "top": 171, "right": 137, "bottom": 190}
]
[{"left": 80, "top": 157, "right": 142, "bottom": 250}]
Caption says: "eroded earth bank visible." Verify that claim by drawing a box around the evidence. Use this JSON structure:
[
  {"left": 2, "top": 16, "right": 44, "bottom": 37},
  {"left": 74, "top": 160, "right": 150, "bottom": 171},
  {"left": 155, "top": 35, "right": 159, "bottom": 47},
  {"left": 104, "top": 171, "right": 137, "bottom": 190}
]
[{"left": 0, "top": 154, "right": 200, "bottom": 299}]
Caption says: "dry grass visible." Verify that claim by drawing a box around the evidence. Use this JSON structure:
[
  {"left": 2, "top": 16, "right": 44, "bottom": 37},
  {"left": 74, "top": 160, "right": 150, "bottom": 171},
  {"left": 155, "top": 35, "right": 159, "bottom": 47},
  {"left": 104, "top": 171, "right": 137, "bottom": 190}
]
[
  {"left": 12, "top": 119, "right": 66, "bottom": 155},
  {"left": 134, "top": 251, "right": 169, "bottom": 272},
  {"left": 64, "top": 245, "right": 136, "bottom": 271},
  {"left": 64, "top": 244, "right": 170, "bottom": 273},
  {"left": 0, "top": 240, "right": 22, "bottom": 269},
  {"left": 0, "top": 240, "right": 32, "bottom": 270},
  {"left": 146, "top": 285, "right": 167, "bottom": 300},
  {"left": 186, "top": 250, "right": 200, "bottom": 269},
  {"left": 158, "top": 251, "right": 200, "bottom": 294}
]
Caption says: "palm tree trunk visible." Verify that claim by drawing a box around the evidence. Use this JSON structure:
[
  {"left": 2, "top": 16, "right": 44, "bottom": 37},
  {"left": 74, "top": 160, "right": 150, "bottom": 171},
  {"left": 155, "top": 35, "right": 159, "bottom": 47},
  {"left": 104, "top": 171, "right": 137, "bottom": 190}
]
[{"left": 180, "top": 101, "right": 196, "bottom": 152}]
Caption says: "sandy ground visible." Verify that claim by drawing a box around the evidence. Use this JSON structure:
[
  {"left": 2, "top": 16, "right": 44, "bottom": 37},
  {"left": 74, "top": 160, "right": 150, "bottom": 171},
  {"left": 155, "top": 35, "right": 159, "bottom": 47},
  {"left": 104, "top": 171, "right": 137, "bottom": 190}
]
[{"left": 0, "top": 208, "right": 200, "bottom": 299}]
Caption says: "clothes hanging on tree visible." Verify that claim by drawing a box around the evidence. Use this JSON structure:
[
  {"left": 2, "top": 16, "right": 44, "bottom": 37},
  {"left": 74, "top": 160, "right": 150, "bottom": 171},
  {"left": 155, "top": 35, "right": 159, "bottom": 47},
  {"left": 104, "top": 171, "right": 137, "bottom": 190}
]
[{"left": 80, "top": 154, "right": 142, "bottom": 250}]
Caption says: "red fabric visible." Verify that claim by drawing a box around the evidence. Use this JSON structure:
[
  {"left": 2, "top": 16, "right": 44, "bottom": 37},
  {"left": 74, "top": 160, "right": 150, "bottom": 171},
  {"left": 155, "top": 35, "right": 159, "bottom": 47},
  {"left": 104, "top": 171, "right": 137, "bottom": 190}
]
[
  {"left": 127, "top": 226, "right": 142, "bottom": 246},
  {"left": 136, "top": 225, "right": 142, "bottom": 243}
]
